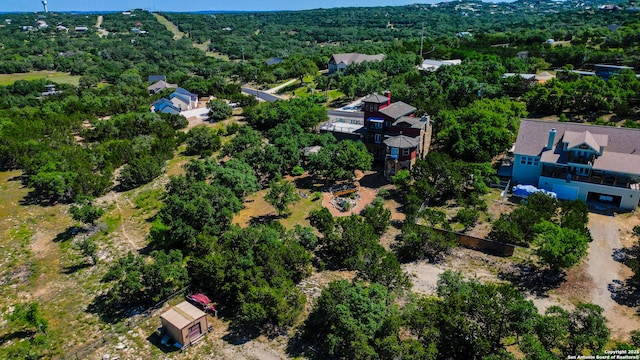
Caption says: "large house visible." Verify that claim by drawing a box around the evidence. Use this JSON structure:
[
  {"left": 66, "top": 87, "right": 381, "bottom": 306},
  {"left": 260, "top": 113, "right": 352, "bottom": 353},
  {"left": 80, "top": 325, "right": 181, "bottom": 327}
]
[
  {"left": 361, "top": 92, "right": 432, "bottom": 177},
  {"left": 512, "top": 119, "right": 640, "bottom": 209},
  {"left": 169, "top": 87, "right": 198, "bottom": 111},
  {"left": 328, "top": 53, "right": 386, "bottom": 74},
  {"left": 152, "top": 88, "right": 198, "bottom": 113}
]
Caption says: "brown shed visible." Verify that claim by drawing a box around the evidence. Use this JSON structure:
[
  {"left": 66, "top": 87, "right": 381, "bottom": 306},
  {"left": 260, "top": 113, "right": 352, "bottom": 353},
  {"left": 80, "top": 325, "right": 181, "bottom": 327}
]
[{"left": 160, "top": 301, "right": 208, "bottom": 347}]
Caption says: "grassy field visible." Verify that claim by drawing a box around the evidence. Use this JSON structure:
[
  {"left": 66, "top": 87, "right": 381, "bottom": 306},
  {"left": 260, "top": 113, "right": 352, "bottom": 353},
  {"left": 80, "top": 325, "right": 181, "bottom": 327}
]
[
  {"left": 152, "top": 13, "right": 185, "bottom": 40},
  {"left": 0, "top": 71, "right": 81, "bottom": 86}
]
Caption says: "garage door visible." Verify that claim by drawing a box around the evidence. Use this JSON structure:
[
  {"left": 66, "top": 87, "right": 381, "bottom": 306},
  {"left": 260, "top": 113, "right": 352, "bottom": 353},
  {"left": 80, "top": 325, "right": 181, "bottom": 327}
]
[{"left": 552, "top": 184, "right": 579, "bottom": 200}]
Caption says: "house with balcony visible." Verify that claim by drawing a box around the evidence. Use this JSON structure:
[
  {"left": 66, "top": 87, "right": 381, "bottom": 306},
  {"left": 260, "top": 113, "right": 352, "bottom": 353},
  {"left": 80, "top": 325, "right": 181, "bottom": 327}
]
[
  {"left": 512, "top": 119, "right": 640, "bottom": 209},
  {"left": 361, "top": 92, "right": 432, "bottom": 177}
]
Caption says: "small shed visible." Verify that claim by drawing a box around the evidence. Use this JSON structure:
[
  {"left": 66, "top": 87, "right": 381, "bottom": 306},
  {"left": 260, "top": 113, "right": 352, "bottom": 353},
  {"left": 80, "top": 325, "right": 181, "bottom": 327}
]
[{"left": 160, "top": 301, "right": 208, "bottom": 347}]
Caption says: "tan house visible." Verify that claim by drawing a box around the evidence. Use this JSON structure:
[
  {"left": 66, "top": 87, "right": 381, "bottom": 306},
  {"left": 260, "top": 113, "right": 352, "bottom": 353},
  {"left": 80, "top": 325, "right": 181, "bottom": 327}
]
[
  {"left": 160, "top": 301, "right": 209, "bottom": 348},
  {"left": 147, "top": 80, "right": 177, "bottom": 95}
]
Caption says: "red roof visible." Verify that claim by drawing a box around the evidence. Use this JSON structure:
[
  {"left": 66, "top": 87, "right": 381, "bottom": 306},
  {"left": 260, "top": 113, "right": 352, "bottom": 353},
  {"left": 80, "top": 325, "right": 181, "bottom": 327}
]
[{"left": 188, "top": 293, "right": 211, "bottom": 305}]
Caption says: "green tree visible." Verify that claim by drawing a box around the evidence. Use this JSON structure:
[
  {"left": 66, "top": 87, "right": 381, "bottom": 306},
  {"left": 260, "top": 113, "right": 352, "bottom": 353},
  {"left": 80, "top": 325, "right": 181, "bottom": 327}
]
[
  {"left": 396, "top": 221, "right": 458, "bottom": 262},
  {"left": 309, "top": 207, "right": 335, "bottom": 234},
  {"left": 304, "top": 280, "right": 395, "bottom": 359},
  {"left": 151, "top": 176, "right": 241, "bottom": 251},
  {"left": 264, "top": 178, "right": 299, "bottom": 217},
  {"left": 436, "top": 98, "right": 526, "bottom": 162},
  {"left": 102, "top": 250, "right": 189, "bottom": 311},
  {"left": 76, "top": 237, "right": 98, "bottom": 265},
  {"left": 185, "top": 126, "right": 222, "bottom": 157},
  {"left": 360, "top": 197, "right": 391, "bottom": 235},
  {"left": 532, "top": 303, "right": 610, "bottom": 357},
  {"left": 188, "top": 225, "right": 311, "bottom": 333},
  {"left": 69, "top": 197, "right": 104, "bottom": 225},
  {"left": 534, "top": 221, "right": 590, "bottom": 271},
  {"left": 8, "top": 302, "right": 49, "bottom": 334},
  {"left": 207, "top": 99, "right": 232, "bottom": 121},
  {"left": 435, "top": 271, "right": 538, "bottom": 357},
  {"left": 321, "top": 214, "right": 379, "bottom": 269},
  {"left": 118, "top": 155, "right": 164, "bottom": 191},
  {"left": 308, "top": 140, "right": 372, "bottom": 181}
]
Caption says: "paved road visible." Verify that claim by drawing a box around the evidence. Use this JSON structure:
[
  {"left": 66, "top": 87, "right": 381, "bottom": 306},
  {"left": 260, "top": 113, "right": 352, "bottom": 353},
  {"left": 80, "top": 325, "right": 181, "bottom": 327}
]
[{"left": 241, "top": 87, "right": 283, "bottom": 102}]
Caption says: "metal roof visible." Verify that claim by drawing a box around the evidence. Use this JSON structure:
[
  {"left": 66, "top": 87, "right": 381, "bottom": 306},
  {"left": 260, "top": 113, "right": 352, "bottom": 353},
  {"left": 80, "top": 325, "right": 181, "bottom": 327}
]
[
  {"left": 384, "top": 135, "right": 419, "bottom": 149},
  {"left": 379, "top": 101, "right": 416, "bottom": 120},
  {"left": 160, "top": 301, "right": 206, "bottom": 330}
]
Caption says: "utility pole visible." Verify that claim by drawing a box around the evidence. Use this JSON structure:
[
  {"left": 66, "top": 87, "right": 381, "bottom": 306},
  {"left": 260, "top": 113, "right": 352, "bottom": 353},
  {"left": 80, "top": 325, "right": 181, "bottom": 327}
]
[{"left": 420, "top": 25, "right": 425, "bottom": 59}]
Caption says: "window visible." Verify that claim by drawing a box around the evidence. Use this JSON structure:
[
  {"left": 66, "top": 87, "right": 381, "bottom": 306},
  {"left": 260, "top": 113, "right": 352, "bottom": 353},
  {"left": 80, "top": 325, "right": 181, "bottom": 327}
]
[
  {"left": 375, "top": 134, "right": 382, "bottom": 143},
  {"left": 574, "top": 166, "right": 590, "bottom": 176},
  {"left": 519, "top": 156, "right": 539, "bottom": 166},
  {"left": 375, "top": 122, "right": 382, "bottom": 129},
  {"left": 402, "top": 148, "right": 410, "bottom": 156},
  {"left": 391, "top": 147, "right": 398, "bottom": 156}
]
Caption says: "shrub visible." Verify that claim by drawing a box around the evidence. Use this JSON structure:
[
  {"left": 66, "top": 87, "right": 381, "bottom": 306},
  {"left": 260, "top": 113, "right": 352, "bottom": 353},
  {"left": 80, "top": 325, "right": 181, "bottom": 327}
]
[
  {"left": 291, "top": 165, "right": 304, "bottom": 176},
  {"left": 454, "top": 208, "right": 479, "bottom": 230}
]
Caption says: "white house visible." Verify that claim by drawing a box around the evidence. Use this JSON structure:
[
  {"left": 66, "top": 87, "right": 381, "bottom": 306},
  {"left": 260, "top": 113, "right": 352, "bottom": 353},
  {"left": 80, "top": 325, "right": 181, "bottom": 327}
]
[{"left": 328, "top": 53, "right": 386, "bottom": 74}]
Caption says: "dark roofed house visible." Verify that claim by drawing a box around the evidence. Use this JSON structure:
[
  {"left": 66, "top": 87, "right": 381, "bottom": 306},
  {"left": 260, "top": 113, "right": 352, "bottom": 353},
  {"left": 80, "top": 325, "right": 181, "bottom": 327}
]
[
  {"left": 511, "top": 119, "right": 640, "bottom": 209},
  {"left": 328, "top": 53, "right": 386, "bottom": 74},
  {"left": 362, "top": 91, "right": 432, "bottom": 178},
  {"left": 152, "top": 98, "right": 181, "bottom": 114}
]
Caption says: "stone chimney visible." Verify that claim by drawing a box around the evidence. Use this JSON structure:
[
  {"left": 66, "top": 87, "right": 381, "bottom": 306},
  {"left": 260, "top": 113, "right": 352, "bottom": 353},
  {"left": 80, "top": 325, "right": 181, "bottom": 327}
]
[{"left": 547, "top": 128, "right": 556, "bottom": 150}]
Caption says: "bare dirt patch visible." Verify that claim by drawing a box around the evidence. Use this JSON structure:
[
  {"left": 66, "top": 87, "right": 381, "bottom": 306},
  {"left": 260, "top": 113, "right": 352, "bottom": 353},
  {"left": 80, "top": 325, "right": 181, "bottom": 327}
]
[{"left": 321, "top": 170, "right": 388, "bottom": 217}]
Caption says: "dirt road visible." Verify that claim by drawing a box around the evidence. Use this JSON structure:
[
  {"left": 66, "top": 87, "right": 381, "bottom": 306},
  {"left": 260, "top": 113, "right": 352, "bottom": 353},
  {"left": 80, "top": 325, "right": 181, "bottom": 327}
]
[{"left": 587, "top": 213, "right": 640, "bottom": 340}]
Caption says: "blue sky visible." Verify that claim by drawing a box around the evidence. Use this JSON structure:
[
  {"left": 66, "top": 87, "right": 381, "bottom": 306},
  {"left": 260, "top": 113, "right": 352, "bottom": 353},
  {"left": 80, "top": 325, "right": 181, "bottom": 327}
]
[{"left": 2, "top": 0, "right": 442, "bottom": 13}]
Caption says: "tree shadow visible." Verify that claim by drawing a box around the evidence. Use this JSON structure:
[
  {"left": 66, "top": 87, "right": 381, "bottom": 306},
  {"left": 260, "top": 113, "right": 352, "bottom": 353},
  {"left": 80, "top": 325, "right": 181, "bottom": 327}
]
[
  {"left": 498, "top": 263, "right": 566, "bottom": 297},
  {"left": 0, "top": 330, "right": 36, "bottom": 346},
  {"left": 286, "top": 330, "right": 318, "bottom": 360},
  {"left": 358, "top": 171, "right": 388, "bottom": 189},
  {"left": 221, "top": 321, "right": 261, "bottom": 345},
  {"left": 146, "top": 331, "right": 181, "bottom": 354},
  {"left": 609, "top": 279, "right": 640, "bottom": 307},
  {"left": 86, "top": 294, "right": 143, "bottom": 324},
  {"left": 53, "top": 226, "right": 88, "bottom": 243},
  {"left": 249, "top": 214, "right": 278, "bottom": 226},
  {"left": 61, "top": 262, "right": 93, "bottom": 275},
  {"left": 293, "top": 174, "right": 326, "bottom": 191},
  {"left": 19, "top": 190, "right": 60, "bottom": 207}
]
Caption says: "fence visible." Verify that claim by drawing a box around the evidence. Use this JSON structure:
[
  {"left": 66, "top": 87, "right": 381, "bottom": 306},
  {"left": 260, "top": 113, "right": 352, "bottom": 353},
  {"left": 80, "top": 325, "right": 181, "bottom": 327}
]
[
  {"left": 63, "top": 286, "right": 190, "bottom": 360},
  {"left": 429, "top": 227, "right": 515, "bottom": 257}
]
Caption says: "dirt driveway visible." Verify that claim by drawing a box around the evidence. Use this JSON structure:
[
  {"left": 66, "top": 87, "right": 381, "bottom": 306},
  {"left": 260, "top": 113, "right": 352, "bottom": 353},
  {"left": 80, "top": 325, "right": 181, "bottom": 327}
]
[{"left": 587, "top": 213, "right": 640, "bottom": 340}]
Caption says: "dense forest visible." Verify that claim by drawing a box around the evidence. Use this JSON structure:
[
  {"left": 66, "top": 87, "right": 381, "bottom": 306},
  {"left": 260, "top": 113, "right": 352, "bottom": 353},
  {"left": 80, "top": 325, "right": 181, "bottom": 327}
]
[{"left": 1, "top": 0, "right": 640, "bottom": 358}]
